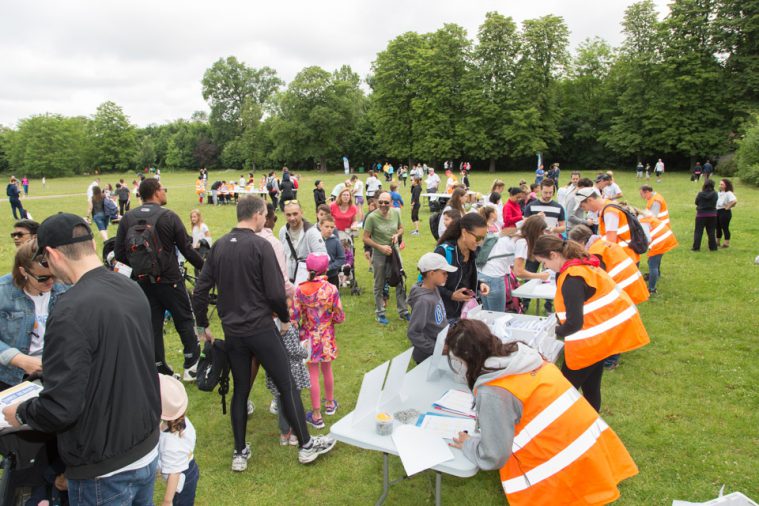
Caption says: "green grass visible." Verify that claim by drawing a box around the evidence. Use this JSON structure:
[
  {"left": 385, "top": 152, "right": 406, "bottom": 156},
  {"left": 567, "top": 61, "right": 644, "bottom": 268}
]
[{"left": 3, "top": 169, "right": 758, "bottom": 505}]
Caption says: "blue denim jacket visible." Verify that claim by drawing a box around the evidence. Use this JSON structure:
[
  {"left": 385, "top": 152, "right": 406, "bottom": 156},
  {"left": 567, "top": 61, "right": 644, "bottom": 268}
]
[{"left": 0, "top": 273, "right": 67, "bottom": 386}]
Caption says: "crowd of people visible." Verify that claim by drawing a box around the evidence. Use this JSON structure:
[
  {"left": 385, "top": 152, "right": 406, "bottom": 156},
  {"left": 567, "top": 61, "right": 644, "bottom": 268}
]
[{"left": 0, "top": 162, "right": 742, "bottom": 504}]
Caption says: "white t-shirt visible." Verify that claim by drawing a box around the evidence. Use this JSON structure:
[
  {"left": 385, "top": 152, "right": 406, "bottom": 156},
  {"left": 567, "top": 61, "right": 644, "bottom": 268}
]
[
  {"left": 426, "top": 173, "right": 440, "bottom": 190},
  {"left": 365, "top": 177, "right": 381, "bottom": 196},
  {"left": 716, "top": 191, "right": 736, "bottom": 210},
  {"left": 480, "top": 236, "right": 517, "bottom": 278},
  {"left": 514, "top": 237, "right": 529, "bottom": 261},
  {"left": 192, "top": 224, "right": 211, "bottom": 249},
  {"left": 159, "top": 418, "right": 196, "bottom": 493},
  {"left": 239, "top": 177, "right": 246, "bottom": 187},
  {"left": 438, "top": 206, "right": 452, "bottom": 238},
  {"left": 24, "top": 290, "right": 51, "bottom": 355},
  {"left": 86, "top": 181, "right": 98, "bottom": 200},
  {"left": 352, "top": 180, "right": 364, "bottom": 197},
  {"left": 602, "top": 211, "right": 619, "bottom": 232},
  {"left": 603, "top": 183, "right": 622, "bottom": 200}
]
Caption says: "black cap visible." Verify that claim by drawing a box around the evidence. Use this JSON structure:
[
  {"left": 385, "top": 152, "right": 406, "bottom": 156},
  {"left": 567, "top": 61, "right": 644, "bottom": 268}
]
[
  {"left": 595, "top": 174, "right": 611, "bottom": 183},
  {"left": 35, "top": 213, "right": 94, "bottom": 257}
]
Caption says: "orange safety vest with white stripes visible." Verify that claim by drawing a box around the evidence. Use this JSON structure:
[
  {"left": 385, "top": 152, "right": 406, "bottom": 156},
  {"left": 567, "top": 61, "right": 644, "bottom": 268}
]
[
  {"left": 640, "top": 215, "right": 678, "bottom": 257},
  {"left": 555, "top": 264, "right": 650, "bottom": 370},
  {"left": 483, "top": 362, "right": 638, "bottom": 506},
  {"left": 599, "top": 200, "right": 640, "bottom": 263},
  {"left": 195, "top": 180, "right": 205, "bottom": 194},
  {"left": 645, "top": 193, "right": 669, "bottom": 224},
  {"left": 588, "top": 238, "right": 648, "bottom": 305}
]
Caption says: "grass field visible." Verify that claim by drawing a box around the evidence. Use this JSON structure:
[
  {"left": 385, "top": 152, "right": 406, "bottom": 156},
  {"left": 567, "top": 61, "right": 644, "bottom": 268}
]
[{"left": 2, "top": 169, "right": 758, "bottom": 505}]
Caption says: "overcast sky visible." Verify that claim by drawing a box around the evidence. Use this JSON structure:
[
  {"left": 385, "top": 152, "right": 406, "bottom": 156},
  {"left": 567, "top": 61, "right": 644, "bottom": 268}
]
[{"left": 0, "top": 0, "right": 670, "bottom": 128}]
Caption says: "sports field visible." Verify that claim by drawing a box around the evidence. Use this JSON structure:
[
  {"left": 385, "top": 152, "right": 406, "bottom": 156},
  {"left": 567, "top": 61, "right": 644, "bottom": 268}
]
[{"left": 2, "top": 169, "right": 757, "bottom": 505}]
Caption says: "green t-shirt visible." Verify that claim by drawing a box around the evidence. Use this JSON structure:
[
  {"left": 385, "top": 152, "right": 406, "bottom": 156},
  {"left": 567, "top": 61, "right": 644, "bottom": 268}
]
[{"left": 364, "top": 209, "right": 402, "bottom": 252}]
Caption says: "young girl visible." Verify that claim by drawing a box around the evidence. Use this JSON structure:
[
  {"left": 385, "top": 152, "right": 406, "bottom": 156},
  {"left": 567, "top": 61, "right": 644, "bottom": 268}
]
[
  {"left": 267, "top": 297, "right": 310, "bottom": 446},
  {"left": 294, "top": 253, "right": 346, "bottom": 429},
  {"left": 158, "top": 375, "right": 199, "bottom": 506},
  {"left": 190, "top": 209, "right": 212, "bottom": 251},
  {"left": 478, "top": 206, "right": 499, "bottom": 234}
]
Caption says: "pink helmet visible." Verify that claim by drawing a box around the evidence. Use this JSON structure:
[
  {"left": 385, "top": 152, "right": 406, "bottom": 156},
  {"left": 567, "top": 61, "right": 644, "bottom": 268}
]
[{"left": 306, "top": 252, "right": 329, "bottom": 275}]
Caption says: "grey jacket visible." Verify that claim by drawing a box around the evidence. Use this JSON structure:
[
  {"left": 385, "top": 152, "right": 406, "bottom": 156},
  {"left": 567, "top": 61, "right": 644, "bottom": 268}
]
[
  {"left": 279, "top": 220, "right": 327, "bottom": 282},
  {"left": 461, "top": 344, "right": 544, "bottom": 471},
  {"left": 407, "top": 284, "right": 447, "bottom": 364}
]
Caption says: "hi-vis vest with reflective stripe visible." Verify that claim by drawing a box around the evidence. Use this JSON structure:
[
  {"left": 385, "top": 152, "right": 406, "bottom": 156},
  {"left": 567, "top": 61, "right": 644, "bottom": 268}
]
[
  {"left": 555, "top": 264, "right": 649, "bottom": 370},
  {"left": 483, "top": 363, "right": 638, "bottom": 506},
  {"left": 645, "top": 193, "right": 669, "bottom": 224},
  {"left": 640, "top": 215, "right": 678, "bottom": 257},
  {"left": 599, "top": 200, "right": 640, "bottom": 263},
  {"left": 589, "top": 239, "right": 649, "bottom": 305}
]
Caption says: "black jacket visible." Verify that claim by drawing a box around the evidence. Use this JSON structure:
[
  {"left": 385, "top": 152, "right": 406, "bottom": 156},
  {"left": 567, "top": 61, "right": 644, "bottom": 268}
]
[
  {"left": 314, "top": 188, "right": 326, "bottom": 208},
  {"left": 114, "top": 202, "right": 204, "bottom": 284},
  {"left": 280, "top": 180, "right": 295, "bottom": 201},
  {"left": 695, "top": 190, "right": 718, "bottom": 213},
  {"left": 434, "top": 241, "right": 481, "bottom": 319},
  {"left": 193, "top": 227, "right": 289, "bottom": 337},
  {"left": 18, "top": 268, "right": 160, "bottom": 480}
]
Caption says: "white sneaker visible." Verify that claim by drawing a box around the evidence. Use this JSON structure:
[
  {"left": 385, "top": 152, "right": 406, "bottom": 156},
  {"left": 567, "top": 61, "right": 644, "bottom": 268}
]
[
  {"left": 269, "top": 399, "right": 278, "bottom": 415},
  {"left": 247, "top": 400, "right": 255, "bottom": 417},
  {"left": 298, "top": 435, "right": 337, "bottom": 464},
  {"left": 231, "top": 443, "right": 251, "bottom": 472},
  {"left": 182, "top": 360, "right": 198, "bottom": 382}
]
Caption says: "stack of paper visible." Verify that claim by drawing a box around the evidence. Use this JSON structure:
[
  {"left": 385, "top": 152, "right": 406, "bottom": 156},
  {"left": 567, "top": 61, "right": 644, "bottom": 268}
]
[
  {"left": 432, "top": 389, "right": 476, "bottom": 419},
  {"left": 391, "top": 425, "right": 454, "bottom": 476},
  {"left": 416, "top": 412, "right": 476, "bottom": 440},
  {"left": 0, "top": 381, "right": 43, "bottom": 429}
]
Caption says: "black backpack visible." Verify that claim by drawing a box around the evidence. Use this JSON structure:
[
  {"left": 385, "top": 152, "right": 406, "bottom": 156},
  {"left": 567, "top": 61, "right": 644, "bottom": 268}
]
[
  {"left": 196, "top": 340, "right": 232, "bottom": 414},
  {"left": 124, "top": 207, "right": 167, "bottom": 282},
  {"left": 429, "top": 212, "right": 442, "bottom": 240},
  {"left": 602, "top": 203, "right": 649, "bottom": 254},
  {"left": 387, "top": 246, "right": 406, "bottom": 287}
]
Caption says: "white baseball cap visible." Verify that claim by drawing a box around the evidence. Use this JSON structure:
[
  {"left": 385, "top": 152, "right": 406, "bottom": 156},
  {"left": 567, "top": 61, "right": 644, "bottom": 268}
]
[
  {"left": 417, "top": 252, "right": 458, "bottom": 273},
  {"left": 575, "top": 187, "right": 600, "bottom": 206}
]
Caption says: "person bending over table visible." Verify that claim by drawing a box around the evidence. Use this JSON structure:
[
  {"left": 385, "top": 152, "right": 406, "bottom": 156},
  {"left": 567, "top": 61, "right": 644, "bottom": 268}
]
[{"left": 447, "top": 319, "right": 639, "bottom": 506}]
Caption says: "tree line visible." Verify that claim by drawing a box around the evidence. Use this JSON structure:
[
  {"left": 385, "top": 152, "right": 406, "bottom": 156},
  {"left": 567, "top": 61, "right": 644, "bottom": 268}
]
[{"left": 0, "top": 0, "right": 756, "bottom": 179}]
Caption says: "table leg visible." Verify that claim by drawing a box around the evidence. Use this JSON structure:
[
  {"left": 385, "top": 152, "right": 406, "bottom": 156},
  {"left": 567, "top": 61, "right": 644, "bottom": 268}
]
[
  {"left": 435, "top": 472, "right": 442, "bottom": 506},
  {"left": 535, "top": 298, "right": 541, "bottom": 316},
  {"left": 376, "top": 452, "right": 390, "bottom": 506}
]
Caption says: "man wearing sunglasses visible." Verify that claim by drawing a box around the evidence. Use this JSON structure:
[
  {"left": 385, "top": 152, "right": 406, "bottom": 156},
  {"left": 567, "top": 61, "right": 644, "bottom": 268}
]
[
  {"left": 11, "top": 219, "right": 39, "bottom": 248},
  {"left": 115, "top": 178, "right": 205, "bottom": 380},
  {"left": 279, "top": 200, "right": 326, "bottom": 285},
  {"left": 363, "top": 192, "right": 410, "bottom": 325}
]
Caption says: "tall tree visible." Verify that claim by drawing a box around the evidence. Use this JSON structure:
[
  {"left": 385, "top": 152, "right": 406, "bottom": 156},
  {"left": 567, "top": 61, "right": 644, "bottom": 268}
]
[
  {"left": 6, "top": 114, "right": 89, "bottom": 176},
  {"left": 201, "top": 57, "right": 283, "bottom": 146},
  {"left": 89, "top": 101, "right": 137, "bottom": 172},
  {"left": 460, "top": 12, "right": 521, "bottom": 172}
]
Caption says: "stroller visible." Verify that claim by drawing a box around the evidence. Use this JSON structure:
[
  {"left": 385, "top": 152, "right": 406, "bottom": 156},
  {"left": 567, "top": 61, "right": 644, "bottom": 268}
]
[{"left": 337, "top": 230, "right": 361, "bottom": 296}]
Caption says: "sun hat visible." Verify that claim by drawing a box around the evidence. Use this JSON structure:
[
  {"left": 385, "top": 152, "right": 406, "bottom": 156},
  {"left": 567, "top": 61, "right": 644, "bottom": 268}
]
[
  {"left": 159, "top": 374, "right": 188, "bottom": 421},
  {"left": 417, "top": 252, "right": 458, "bottom": 273},
  {"left": 305, "top": 252, "right": 329, "bottom": 275}
]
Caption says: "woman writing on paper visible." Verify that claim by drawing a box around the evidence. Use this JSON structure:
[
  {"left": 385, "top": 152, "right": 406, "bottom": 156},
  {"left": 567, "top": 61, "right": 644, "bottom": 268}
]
[{"left": 448, "top": 319, "right": 638, "bottom": 506}]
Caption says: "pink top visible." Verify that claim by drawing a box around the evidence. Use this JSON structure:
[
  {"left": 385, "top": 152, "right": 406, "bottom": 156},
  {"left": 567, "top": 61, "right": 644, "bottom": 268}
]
[{"left": 330, "top": 202, "right": 359, "bottom": 231}]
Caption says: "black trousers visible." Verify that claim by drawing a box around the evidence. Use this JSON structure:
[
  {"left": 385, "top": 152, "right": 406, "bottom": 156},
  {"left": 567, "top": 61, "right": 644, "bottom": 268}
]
[
  {"left": 227, "top": 328, "right": 311, "bottom": 451},
  {"left": 142, "top": 282, "right": 199, "bottom": 371},
  {"left": 269, "top": 192, "right": 279, "bottom": 209},
  {"left": 693, "top": 215, "right": 717, "bottom": 251},
  {"left": 716, "top": 209, "right": 732, "bottom": 241},
  {"left": 562, "top": 359, "right": 605, "bottom": 412},
  {"left": 9, "top": 198, "right": 26, "bottom": 220},
  {"left": 118, "top": 199, "right": 130, "bottom": 215}
]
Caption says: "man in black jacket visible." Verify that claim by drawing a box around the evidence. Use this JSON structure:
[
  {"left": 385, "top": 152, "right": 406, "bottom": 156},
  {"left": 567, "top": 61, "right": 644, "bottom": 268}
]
[
  {"left": 3, "top": 213, "right": 160, "bottom": 502},
  {"left": 193, "top": 195, "right": 336, "bottom": 472},
  {"left": 114, "top": 178, "right": 204, "bottom": 379}
]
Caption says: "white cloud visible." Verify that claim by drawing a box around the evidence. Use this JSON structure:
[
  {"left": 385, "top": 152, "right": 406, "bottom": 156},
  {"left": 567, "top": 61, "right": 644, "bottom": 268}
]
[{"left": 0, "top": 0, "right": 670, "bottom": 127}]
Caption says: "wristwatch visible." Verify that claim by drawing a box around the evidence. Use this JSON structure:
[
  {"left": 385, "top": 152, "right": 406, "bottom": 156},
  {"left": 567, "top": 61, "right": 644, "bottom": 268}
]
[{"left": 15, "top": 409, "right": 25, "bottom": 426}]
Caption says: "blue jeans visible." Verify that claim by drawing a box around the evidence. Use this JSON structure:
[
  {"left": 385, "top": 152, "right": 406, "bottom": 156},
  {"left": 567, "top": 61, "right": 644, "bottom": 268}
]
[
  {"left": 647, "top": 254, "right": 662, "bottom": 291},
  {"left": 93, "top": 212, "right": 109, "bottom": 231},
  {"left": 173, "top": 459, "right": 199, "bottom": 506},
  {"left": 479, "top": 273, "right": 506, "bottom": 312},
  {"left": 68, "top": 456, "right": 157, "bottom": 506}
]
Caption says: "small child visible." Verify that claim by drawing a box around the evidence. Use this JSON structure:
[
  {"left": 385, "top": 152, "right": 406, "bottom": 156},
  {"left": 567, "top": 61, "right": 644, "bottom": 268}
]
[
  {"left": 389, "top": 183, "right": 404, "bottom": 208},
  {"left": 158, "top": 375, "right": 199, "bottom": 506},
  {"left": 294, "top": 253, "right": 346, "bottom": 430},
  {"left": 267, "top": 297, "right": 311, "bottom": 446},
  {"left": 407, "top": 253, "right": 457, "bottom": 364}
]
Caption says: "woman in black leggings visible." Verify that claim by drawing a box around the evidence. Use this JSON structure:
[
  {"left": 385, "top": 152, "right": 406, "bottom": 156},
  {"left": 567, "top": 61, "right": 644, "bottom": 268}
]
[{"left": 716, "top": 178, "right": 737, "bottom": 248}]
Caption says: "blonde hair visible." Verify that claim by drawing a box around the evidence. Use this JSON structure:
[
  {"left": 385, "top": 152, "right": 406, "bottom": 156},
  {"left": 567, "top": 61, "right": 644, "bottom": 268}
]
[{"left": 190, "top": 209, "right": 204, "bottom": 224}]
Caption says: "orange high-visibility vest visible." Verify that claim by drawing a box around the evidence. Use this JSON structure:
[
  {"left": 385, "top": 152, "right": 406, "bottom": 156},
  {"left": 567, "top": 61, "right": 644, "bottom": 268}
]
[
  {"left": 640, "top": 215, "right": 678, "bottom": 256},
  {"left": 645, "top": 193, "right": 669, "bottom": 224},
  {"left": 599, "top": 200, "right": 640, "bottom": 263},
  {"left": 555, "top": 264, "right": 649, "bottom": 370},
  {"left": 195, "top": 180, "right": 205, "bottom": 194},
  {"left": 588, "top": 238, "right": 648, "bottom": 305},
  {"left": 483, "top": 362, "right": 638, "bottom": 506}
]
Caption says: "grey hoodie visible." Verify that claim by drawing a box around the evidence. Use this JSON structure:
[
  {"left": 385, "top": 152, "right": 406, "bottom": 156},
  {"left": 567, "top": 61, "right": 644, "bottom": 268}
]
[
  {"left": 407, "top": 283, "right": 448, "bottom": 364},
  {"left": 461, "top": 344, "right": 544, "bottom": 471}
]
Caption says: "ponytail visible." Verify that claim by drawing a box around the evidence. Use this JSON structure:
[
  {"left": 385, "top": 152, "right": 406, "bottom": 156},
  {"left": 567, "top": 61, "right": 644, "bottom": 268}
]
[{"left": 308, "top": 270, "right": 318, "bottom": 281}]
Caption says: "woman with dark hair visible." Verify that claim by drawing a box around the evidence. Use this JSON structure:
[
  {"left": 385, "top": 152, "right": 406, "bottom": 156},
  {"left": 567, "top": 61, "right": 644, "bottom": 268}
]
[
  {"left": 716, "top": 178, "right": 737, "bottom": 248},
  {"left": 532, "top": 235, "right": 649, "bottom": 411},
  {"left": 279, "top": 172, "right": 295, "bottom": 212},
  {"left": 511, "top": 215, "right": 550, "bottom": 282},
  {"left": 438, "top": 188, "right": 468, "bottom": 238},
  {"left": 692, "top": 179, "right": 718, "bottom": 251},
  {"left": 434, "top": 213, "right": 490, "bottom": 322},
  {"left": 487, "top": 191, "right": 503, "bottom": 229},
  {"left": 447, "top": 319, "right": 638, "bottom": 506},
  {"left": 503, "top": 187, "right": 524, "bottom": 230},
  {"left": 266, "top": 171, "right": 280, "bottom": 209},
  {"left": 88, "top": 185, "right": 109, "bottom": 240}
]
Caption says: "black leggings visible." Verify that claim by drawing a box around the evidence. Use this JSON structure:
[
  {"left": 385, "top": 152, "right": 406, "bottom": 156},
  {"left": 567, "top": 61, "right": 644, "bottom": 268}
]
[
  {"left": 411, "top": 204, "right": 420, "bottom": 223},
  {"left": 562, "top": 359, "right": 604, "bottom": 412},
  {"left": 716, "top": 209, "right": 732, "bottom": 241},
  {"left": 227, "top": 327, "right": 310, "bottom": 452}
]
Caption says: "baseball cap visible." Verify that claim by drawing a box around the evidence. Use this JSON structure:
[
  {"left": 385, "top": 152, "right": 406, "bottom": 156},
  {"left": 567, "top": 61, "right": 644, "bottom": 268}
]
[
  {"left": 34, "top": 213, "right": 94, "bottom": 258},
  {"left": 159, "top": 374, "right": 188, "bottom": 421},
  {"left": 306, "top": 252, "right": 329, "bottom": 275},
  {"left": 417, "top": 252, "right": 458, "bottom": 273},
  {"left": 594, "top": 173, "right": 611, "bottom": 183},
  {"left": 575, "top": 188, "right": 600, "bottom": 206}
]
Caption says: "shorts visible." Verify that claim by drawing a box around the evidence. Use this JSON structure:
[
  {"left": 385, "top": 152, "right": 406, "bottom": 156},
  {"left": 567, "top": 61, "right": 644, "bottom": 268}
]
[
  {"left": 92, "top": 212, "right": 109, "bottom": 231},
  {"left": 411, "top": 204, "right": 420, "bottom": 222},
  {"left": 355, "top": 196, "right": 364, "bottom": 205}
]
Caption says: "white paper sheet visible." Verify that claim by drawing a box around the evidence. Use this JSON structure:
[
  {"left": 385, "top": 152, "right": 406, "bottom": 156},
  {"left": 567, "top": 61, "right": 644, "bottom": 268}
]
[
  {"left": 391, "top": 425, "right": 454, "bottom": 476},
  {"left": 352, "top": 360, "right": 389, "bottom": 427},
  {"left": 416, "top": 413, "right": 476, "bottom": 440},
  {"left": 0, "top": 381, "right": 43, "bottom": 429},
  {"left": 432, "top": 389, "right": 476, "bottom": 418},
  {"left": 379, "top": 347, "right": 412, "bottom": 410},
  {"left": 426, "top": 325, "right": 449, "bottom": 381}
]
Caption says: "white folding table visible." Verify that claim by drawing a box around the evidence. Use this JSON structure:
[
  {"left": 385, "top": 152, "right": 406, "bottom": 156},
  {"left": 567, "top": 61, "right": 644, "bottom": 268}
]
[{"left": 512, "top": 278, "right": 557, "bottom": 315}]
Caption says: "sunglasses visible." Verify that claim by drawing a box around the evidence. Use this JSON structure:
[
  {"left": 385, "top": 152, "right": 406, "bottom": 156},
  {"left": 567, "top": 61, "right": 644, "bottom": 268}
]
[
  {"left": 284, "top": 200, "right": 299, "bottom": 206},
  {"left": 160, "top": 187, "right": 168, "bottom": 193},
  {"left": 377, "top": 200, "right": 391, "bottom": 205},
  {"left": 468, "top": 230, "right": 486, "bottom": 242},
  {"left": 10, "top": 231, "right": 30, "bottom": 239},
  {"left": 28, "top": 272, "right": 53, "bottom": 283}
]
